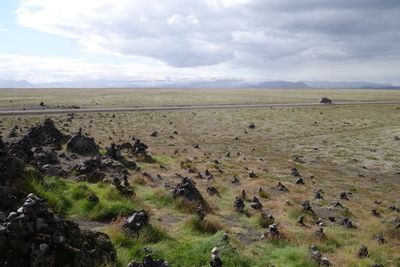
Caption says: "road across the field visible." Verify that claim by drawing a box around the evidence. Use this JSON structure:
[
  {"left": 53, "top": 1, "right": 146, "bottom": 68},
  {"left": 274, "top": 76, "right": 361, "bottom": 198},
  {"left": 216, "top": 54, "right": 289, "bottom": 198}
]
[{"left": 0, "top": 100, "right": 399, "bottom": 116}]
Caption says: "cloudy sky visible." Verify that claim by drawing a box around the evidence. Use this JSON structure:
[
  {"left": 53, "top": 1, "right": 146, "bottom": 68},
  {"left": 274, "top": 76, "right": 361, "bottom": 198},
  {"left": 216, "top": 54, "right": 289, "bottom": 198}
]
[{"left": 0, "top": 0, "right": 400, "bottom": 84}]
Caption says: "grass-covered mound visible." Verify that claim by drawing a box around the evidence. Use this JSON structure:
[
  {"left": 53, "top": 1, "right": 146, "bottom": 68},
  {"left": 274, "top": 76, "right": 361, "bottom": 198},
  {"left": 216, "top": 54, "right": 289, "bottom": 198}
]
[{"left": 29, "top": 176, "right": 137, "bottom": 221}]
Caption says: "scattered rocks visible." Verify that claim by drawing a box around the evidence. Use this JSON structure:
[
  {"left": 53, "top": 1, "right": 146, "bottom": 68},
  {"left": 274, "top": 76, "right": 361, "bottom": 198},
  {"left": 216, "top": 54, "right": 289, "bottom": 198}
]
[
  {"left": 339, "top": 217, "right": 356, "bottom": 228},
  {"left": 248, "top": 123, "right": 256, "bottom": 129},
  {"left": 127, "top": 255, "right": 169, "bottom": 267},
  {"left": 310, "top": 245, "right": 331, "bottom": 266}
]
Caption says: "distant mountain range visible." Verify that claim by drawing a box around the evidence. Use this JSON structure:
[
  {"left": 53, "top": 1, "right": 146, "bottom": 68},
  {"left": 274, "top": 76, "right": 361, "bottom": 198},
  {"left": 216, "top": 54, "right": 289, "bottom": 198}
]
[{"left": 0, "top": 79, "right": 399, "bottom": 89}]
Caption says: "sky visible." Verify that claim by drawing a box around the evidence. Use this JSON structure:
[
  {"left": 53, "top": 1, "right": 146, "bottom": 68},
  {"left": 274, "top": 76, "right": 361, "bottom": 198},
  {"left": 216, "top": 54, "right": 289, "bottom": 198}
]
[{"left": 0, "top": 0, "right": 400, "bottom": 84}]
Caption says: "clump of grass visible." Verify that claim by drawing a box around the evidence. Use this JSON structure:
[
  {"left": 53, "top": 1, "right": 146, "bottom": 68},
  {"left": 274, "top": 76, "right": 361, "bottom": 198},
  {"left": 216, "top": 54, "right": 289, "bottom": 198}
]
[
  {"left": 107, "top": 224, "right": 170, "bottom": 266},
  {"left": 152, "top": 154, "right": 175, "bottom": 165},
  {"left": 184, "top": 216, "right": 223, "bottom": 234},
  {"left": 258, "top": 190, "right": 269, "bottom": 199},
  {"left": 29, "top": 176, "right": 136, "bottom": 221},
  {"left": 151, "top": 231, "right": 252, "bottom": 267},
  {"left": 140, "top": 188, "right": 174, "bottom": 208}
]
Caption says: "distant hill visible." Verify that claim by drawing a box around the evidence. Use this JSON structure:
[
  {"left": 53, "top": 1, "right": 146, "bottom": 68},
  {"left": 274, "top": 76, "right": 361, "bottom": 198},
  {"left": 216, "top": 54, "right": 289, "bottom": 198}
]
[
  {"left": 252, "top": 81, "right": 310, "bottom": 89},
  {"left": 0, "top": 80, "right": 33, "bottom": 88},
  {"left": 0, "top": 79, "right": 398, "bottom": 89}
]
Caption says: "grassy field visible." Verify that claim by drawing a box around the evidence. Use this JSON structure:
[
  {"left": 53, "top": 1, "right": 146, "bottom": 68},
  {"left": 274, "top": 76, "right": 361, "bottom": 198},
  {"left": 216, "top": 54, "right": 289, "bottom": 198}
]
[
  {"left": 1, "top": 88, "right": 400, "bottom": 109},
  {"left": 1, "top": 89, "right": 400, "bottom": 266}
]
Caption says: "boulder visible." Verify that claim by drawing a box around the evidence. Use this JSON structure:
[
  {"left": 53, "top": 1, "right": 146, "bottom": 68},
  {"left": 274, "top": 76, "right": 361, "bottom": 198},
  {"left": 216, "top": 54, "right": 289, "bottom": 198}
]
[
  {"left": 357, "top": 245, "right": 368, "bottom": 258},
  {"left": 106, "top": 143, "right": 122, "bottom": 160},
  {"left": 172, "top": 177, "right": 206, "bottom": 206},
  {"left": 66, "top": 131, "right": 99, "bottom": 156},
  {"left": 132, "top": 140, "right": 148, "bottom": 155},
  {"left": 11, "top": 119, "right": 67, "bottom": 157},
  {"left": 123, "top": 210, "right": 149, "bottom": 233},
  {"left": 233, "top": 197, "right": 245, "bottom": 212},
  {"left": 250, "top": 196, "right": 262, "bottom": 210}
]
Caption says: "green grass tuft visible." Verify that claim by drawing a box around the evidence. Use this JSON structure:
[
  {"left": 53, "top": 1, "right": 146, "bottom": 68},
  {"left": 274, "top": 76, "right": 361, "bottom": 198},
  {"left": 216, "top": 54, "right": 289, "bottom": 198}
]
[{"left": 29, "top": 176, "right": 136, "bottom": 221}]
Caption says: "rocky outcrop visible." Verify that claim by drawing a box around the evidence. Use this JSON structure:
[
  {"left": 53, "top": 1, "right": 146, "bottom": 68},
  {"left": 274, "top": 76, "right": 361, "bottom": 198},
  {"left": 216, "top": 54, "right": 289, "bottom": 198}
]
[
  {"left": 0, "top": 193, "right": 116, "bottom": 267},
  {"left": 67, "top": 131, "right": 99, "bottom": 156},
  {"left": 10, "top": 118, "right": 67, "bottom": 159},
  {"left": 172, "top": 177, "right": 207, "bottom": 207}
]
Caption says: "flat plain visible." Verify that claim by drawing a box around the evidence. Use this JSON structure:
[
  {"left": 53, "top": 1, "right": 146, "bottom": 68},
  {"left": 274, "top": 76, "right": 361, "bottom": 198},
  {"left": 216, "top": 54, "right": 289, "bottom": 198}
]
[{"left": 1, "top": 88, "right": 399, "bottom": 266}]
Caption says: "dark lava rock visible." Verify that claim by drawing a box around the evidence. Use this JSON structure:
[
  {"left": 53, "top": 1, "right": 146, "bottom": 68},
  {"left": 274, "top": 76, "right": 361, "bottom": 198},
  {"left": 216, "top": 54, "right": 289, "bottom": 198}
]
[
  {"left": 0, "top": 152, "right": 25, "bottom": 186},
  {"left": 248, "top": 123, "right": 256, "bottom": 129},
  {"left": 127, "top": 255, "right": 169, "bottom": 267},
  {"left": 0, "top": 136, "right": 6, "bottom": 151},
  {"left": 265, "top": 224, "right": 281, "bottom": 239},
  {"left": 206, "top": 186, "right": 219, "bottom": 196},
  {"left": 66, "top": 131, "right": 99, "bottom": 156},
  {"left": 339, "top": 217, "right": 356, "bottom": 228},
  {"left": 123, "top": 210, "right": 149, "bottom": 233},
  {"left": 339, "top": 192, "right": 349, "bottom": 200},
  {"left": 106, "top": 143, "right": 122, "bottom": 160},
  {"left": 320, "top": 97, "right": 332, "bottom": 104},
  {"left": 358, "top": 245, "right": 369, "bottom": 258},
  {"left": 302, "top": 201, "right": 314, "bottom": 213},
  {"left": 172, "top": 177, "right": 206, "bottom": 205},
  {"left": 11, "top": 119, "right": 67, "bottom": 157},
  {"left": 291, "top": 168, "right": 300, "bottom": 177},
  {"left": 31, "top": 147, "right": 59, "bottom": 167},
  {"left": 276, "top": 182, "right": 288, "bottom": 192},
  {"left": 250, "top": 196, "right": 262, "bottom": 210},
  {"left": 0, "top": 193, "right": 116, "bottom": 267},
  {"left": 233, "top": 197, "right": 245, "bottom": 212},
  {"left": 132, "top": 139, "right": 148, "bottom": 155}
]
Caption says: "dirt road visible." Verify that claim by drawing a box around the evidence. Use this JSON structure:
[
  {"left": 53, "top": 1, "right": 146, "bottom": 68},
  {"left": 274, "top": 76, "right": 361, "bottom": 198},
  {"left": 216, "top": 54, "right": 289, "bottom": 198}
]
[{"left": 0, "top": 100, "right": 399, "bottom": 116}]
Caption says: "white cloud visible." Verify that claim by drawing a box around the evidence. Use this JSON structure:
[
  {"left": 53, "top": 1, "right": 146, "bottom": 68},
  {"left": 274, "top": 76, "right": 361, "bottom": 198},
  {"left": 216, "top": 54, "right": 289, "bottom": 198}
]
[{"left": 8, "top": 0, "right": 400, "bottom": 83}]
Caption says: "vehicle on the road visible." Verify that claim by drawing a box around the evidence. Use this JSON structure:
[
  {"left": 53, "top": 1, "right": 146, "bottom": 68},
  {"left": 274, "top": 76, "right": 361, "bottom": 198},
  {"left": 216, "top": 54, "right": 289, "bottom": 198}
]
[{"left": 320, "top": 97, "right": 332, "bottom": 104}]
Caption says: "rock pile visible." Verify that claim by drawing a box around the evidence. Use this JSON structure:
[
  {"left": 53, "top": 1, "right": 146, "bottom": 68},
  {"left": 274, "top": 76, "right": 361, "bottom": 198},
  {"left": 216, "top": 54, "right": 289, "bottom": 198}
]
[
  {"left": 11, "top": 118, "right": 67, "bottom": 158},
  {"left": 127, "top": 255, "right": 169, "bottom": 267},
  {"left": 67, "top": 130, "right": 99, "bottom": 156},
  {"left": 233, "top": 197, "right": 245, "bottom": 212},
  {"left": 123, "top": 210, "right": 149, "bottom": 233},
  {"left": 210, "top": 247, "right": 222, "bottom": 267},
  {"left": 0, "top": 193, "right": 116, "bottom": 266},
  {"left": 172, "top": 177, "right": 207, "bottom": 207}
]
